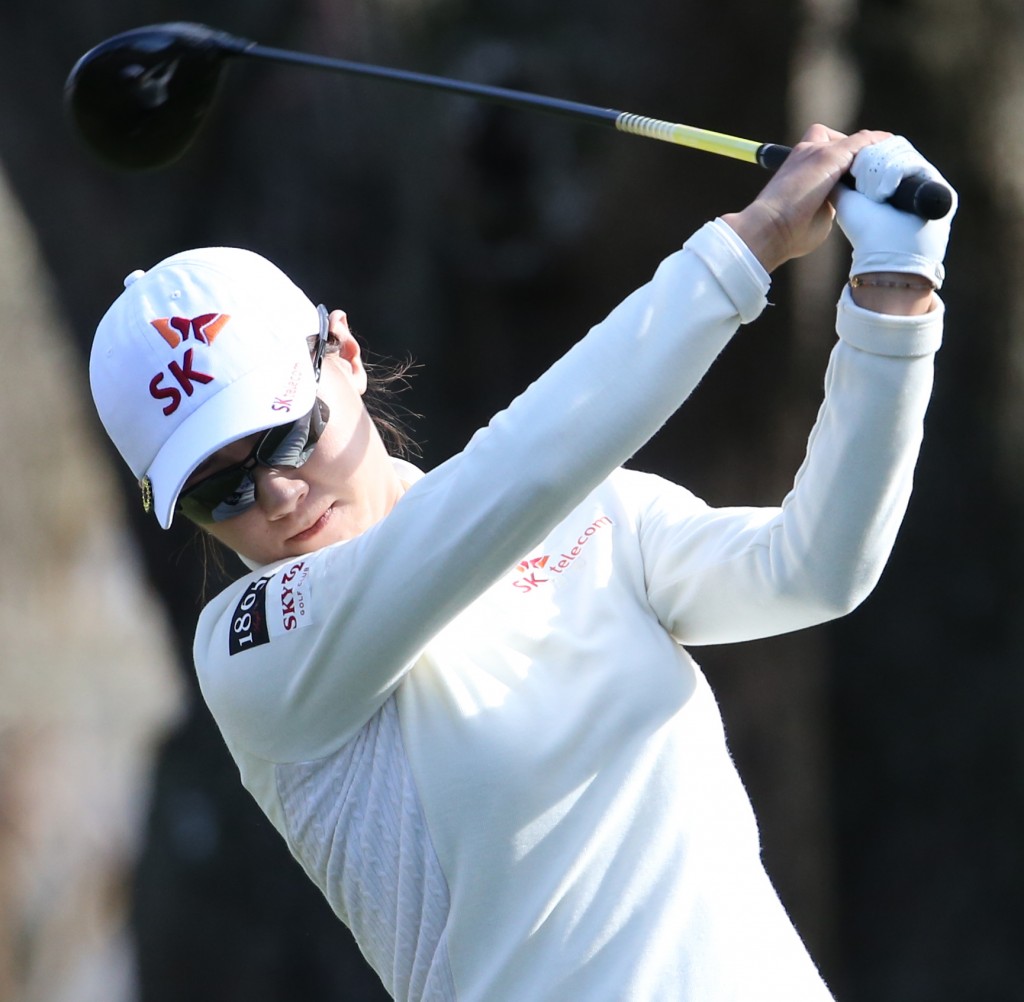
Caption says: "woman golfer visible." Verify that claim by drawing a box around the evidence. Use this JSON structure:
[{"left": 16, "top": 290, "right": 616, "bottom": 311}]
[{"left": 90, "top": 126, "right": 954, "bottom": 1000}]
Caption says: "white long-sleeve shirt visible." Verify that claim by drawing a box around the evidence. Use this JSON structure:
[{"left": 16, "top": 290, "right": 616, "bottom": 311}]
[{"left": 193, "top": 219, "right": 943, "bottom": 1000}]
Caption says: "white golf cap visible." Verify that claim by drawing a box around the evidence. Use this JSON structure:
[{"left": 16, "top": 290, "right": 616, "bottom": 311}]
[{"left": 90, "top": 247, "right": 322, "bottom": 529}]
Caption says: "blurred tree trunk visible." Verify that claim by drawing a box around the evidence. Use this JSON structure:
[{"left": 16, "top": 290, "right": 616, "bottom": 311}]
[{"left": 0, "top": 164, "right": 183, "bottom": 1002}]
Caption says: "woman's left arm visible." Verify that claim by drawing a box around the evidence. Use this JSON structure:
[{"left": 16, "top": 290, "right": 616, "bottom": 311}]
[{"left": 639, "top": 289, "right": 943, "bottom": 645}]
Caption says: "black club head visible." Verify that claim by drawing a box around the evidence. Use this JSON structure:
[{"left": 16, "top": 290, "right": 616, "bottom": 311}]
[{"left": 65, "top": 23, "right": 249, "bottom": 170}]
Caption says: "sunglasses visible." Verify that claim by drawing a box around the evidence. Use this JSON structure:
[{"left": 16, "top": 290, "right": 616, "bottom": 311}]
[{"left": 176, "top": 304, "right": 332, "bottom": 525}]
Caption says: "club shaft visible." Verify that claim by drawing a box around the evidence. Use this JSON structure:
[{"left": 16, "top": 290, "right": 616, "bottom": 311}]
[
  {"left": 614, "top": 114, "right": 761, "bottom": 163},
  {"left": 227, "top": 35, "right": 952, "bottom": 219},
  {"left": 241, "top": 42, "right": 763, "bottom": 163}
]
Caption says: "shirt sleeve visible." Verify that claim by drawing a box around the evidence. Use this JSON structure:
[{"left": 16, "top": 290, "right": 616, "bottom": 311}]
[
  {"left": 193, "top": 221, "right": 773, "bottom": 763},
  {"left": 636, "top": 284, "right": 944, "bottom": 645}
]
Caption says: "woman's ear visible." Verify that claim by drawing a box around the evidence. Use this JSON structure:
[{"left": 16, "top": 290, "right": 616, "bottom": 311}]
[{"left": 328, "top": 309, "right": 368, "bottom": 395}]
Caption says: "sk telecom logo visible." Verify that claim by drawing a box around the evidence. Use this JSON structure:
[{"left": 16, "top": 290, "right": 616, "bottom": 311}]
[
  {"left": 513, "top": 555, "right": 550, "bottom": 593},
  {"left": 147, "top": 313, "right": 231, "bottom": 416},
  {"left": 511, "top": 516, "right": 614, "bottom": 593}
]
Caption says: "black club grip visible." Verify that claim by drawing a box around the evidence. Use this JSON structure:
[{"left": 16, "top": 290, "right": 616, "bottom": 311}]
[{"left": 756, "top": 143, "right": 952, "bottom": 221}]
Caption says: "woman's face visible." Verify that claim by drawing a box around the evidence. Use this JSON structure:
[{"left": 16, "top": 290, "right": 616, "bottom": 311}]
[{"left": 190, "top": 310, "right": 404, "bottom": 566}]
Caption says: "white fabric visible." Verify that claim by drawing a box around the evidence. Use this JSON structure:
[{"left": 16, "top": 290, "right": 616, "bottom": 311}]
[
  {"left": 275, "top": 696, "right": 456, "bottom": 1001},
  {"left": 193, "top": 219, "right": 942, "bottom": 1000}
]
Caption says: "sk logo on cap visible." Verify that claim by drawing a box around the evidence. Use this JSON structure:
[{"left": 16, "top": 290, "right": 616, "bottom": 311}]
[
  {"left": 150, "top": 313, "right": 231, "bottom": 348},
  {"left": 146, "top": 313, "right": 230, "bottom": 417}
]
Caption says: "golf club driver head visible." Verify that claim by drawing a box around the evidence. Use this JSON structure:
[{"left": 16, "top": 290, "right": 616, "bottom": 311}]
[{"left": 64, "top": 23, "right": 249, "bottom": 170}]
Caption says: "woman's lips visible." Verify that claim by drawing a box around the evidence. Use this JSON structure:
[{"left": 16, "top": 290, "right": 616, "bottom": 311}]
[{"left": 287, "top": 503, "right": 334, "bottom": 544}]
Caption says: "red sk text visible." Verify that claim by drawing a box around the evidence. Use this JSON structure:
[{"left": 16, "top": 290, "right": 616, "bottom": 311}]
[{"left": 149, "top": 348, "right": 214, "bottom": 416}]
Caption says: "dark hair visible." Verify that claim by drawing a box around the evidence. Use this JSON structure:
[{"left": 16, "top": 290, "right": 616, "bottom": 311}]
[{"left": 341, "top": 333, "right": 421, "bottom": 460}]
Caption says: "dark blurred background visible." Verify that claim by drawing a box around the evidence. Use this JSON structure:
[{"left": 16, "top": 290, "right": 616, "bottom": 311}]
[{"left": 0, "top": 0, "right": 1021, "bottom": 1000}]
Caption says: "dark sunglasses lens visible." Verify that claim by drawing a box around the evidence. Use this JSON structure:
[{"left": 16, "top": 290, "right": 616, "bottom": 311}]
[
  {"left": 255, "top": 400, "right": 327, "bottom": 469},
  {"left": 178, "top": 466, "right": 253, "bottom": 524},
  {"left": 177, "top": 400, "right": 329, "bottom": 524}
]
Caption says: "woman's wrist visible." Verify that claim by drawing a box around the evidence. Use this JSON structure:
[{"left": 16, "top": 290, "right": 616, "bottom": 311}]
[
  {"left": 849, "top": 272, "right": 937, "bottom": 316},
  {"left": 720, "top": 206, "right": 789, "bottom": 275}
]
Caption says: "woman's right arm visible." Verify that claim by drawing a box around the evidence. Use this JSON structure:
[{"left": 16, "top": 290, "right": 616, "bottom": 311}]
[{"left": 195, "top": 219, "right": 768, "bottom": 761}]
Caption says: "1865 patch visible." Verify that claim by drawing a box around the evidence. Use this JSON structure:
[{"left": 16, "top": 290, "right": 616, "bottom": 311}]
[
  {"left": 228, "top": 560, "right": 315, "bottom": 656},
  {"left": 229, "top": 574, "right": 272, "bottom": 656}
]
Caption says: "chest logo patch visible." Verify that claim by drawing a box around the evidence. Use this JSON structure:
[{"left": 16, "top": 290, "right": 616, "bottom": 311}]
[{"left": 511, "top": 515, "right": 613, "bottom": 593}]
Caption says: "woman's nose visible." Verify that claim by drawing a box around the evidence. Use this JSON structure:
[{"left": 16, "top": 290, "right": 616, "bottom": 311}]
[{"left": 251, "top": 465, "right": 309, "bottom": 520}]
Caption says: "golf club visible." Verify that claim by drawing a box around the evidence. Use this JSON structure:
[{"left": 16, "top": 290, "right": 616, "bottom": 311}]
[{"left": 64, "top": 22, "right": 952, "bottom": 220}]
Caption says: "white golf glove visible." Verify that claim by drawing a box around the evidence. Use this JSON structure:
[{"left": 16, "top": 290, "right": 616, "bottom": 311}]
[{"left": 835, "top": 135, "right": 957, "bottom": 289}]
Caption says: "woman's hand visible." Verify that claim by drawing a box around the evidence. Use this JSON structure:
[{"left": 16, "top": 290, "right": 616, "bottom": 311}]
[{"left": 721, "top": 124, "right": 893, "bottom": 274}]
